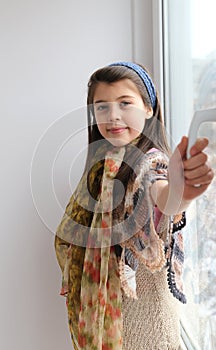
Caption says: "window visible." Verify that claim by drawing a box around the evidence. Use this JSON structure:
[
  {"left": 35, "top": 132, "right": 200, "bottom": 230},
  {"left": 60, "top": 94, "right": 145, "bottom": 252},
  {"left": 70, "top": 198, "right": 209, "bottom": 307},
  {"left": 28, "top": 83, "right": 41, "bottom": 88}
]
[{"left": 162, "top": 0, "right": 216, "bottom": 348}]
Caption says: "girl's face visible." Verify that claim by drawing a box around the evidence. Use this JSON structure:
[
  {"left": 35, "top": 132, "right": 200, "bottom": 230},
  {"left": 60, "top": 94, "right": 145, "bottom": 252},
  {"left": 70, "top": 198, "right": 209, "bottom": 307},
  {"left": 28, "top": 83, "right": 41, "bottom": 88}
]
[{"left": 93, "top": 79, "right": 153, "bottom": 146}]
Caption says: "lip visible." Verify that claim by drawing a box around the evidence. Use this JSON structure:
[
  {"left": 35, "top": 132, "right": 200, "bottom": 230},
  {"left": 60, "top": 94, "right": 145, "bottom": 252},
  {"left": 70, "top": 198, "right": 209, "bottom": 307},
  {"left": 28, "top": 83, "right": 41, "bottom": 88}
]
[{"left": 108, "top": 127, "right": 128, "bottom": 134}]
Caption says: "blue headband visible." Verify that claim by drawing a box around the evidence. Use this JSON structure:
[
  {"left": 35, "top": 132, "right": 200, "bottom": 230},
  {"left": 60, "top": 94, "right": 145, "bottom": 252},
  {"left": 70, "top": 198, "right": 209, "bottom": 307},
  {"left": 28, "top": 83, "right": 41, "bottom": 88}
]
[{"left": 109, "top": 61, "right": 156, "bottom": 109}]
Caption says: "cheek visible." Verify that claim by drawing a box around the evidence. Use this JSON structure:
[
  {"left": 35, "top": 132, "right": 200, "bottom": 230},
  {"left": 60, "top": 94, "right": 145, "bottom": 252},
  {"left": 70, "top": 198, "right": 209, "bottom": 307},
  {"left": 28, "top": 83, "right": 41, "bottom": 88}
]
[
  {"left": 96, "top": 121, "right": 106, "bottom": 137},
  {"left": 126, "top": 115, "right": 145, "bottom": 133}
]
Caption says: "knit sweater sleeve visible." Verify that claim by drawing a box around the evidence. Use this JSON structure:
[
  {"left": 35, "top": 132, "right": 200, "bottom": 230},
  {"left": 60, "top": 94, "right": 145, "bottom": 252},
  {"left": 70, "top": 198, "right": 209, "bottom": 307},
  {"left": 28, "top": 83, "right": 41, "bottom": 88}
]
[
  {"left": 145, "top": 148, "right": 186, "bottom": 232},
  {"left": 146, "top": 149, "right": 187, "bottom": 303}
]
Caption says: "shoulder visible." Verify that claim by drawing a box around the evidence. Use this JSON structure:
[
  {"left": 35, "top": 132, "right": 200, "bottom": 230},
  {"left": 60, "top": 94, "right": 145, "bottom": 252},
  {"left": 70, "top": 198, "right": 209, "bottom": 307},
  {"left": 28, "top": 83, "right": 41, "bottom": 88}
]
[
  {"left": 145, "top": 148, "right": 169, "bottom": 165},
  {"left": 136, "top": 148, "right": 169, "bottom": 172},
  {"left": 132, "top": 148, "right": 169, "bottom": 185}
]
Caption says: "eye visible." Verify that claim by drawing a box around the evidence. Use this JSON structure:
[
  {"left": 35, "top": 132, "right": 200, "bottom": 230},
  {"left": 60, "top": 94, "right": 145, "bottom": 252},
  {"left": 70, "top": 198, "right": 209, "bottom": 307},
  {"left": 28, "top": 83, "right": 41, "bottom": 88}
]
[
  {"left": 120, "top": 101, "right": 131, "bottom": 108},
  {"left": 95, "top": 104, "right": 109, "bottom": 111}
]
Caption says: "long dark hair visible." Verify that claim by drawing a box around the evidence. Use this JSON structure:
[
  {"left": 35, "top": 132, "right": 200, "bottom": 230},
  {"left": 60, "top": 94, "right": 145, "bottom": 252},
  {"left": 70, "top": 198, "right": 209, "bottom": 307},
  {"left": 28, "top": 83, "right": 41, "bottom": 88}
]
[{"left": 85, "top": 63, "right": 170, "bottom": 188}]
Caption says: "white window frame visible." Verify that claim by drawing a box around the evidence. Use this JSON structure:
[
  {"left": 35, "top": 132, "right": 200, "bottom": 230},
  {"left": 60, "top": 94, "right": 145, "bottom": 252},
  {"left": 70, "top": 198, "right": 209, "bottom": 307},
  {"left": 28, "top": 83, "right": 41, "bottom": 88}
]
[{"left": 152, "top": 1, "right": 199, "bottom": 349}]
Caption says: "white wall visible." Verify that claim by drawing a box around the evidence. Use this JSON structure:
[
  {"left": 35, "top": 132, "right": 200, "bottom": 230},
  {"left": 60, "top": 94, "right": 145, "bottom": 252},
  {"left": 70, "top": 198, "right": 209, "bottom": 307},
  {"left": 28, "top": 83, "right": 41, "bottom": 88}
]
[{"left": 0, "top": 1, "right": 154, "bottom": 349}]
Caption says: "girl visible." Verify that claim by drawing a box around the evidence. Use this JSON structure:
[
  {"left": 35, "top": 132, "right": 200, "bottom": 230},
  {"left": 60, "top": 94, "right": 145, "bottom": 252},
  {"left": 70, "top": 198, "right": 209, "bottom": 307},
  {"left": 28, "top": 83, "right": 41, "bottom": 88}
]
[{"left": 55, "top": 62, "right": 213, "bottom": 350}]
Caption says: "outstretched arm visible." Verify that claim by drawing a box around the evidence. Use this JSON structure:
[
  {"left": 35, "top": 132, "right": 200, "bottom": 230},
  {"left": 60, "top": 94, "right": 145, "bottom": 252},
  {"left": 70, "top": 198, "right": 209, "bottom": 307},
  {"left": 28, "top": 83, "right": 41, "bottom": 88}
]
[{"left": 150, "top": 136, "right": 214, "bottom": 215}]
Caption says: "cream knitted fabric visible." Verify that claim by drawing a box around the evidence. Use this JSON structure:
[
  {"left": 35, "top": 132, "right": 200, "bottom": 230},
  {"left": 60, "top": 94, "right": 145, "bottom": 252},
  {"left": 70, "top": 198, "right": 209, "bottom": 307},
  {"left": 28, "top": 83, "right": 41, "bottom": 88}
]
[{"left": 122, "top": 264, "right": 182, "bottom": 350}]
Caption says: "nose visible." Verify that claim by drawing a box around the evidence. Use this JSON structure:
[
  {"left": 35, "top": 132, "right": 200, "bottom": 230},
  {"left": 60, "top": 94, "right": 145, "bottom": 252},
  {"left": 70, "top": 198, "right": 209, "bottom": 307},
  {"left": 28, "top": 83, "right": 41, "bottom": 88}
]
[{"left": 108, "top": 103, "right": 121, "bottom": 122}]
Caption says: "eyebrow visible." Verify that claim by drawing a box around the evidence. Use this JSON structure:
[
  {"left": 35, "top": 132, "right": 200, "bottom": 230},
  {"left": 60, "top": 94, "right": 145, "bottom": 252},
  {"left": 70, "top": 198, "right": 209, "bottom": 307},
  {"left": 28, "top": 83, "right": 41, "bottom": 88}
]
[{"left": 94, "top": 95, "right": 136, "bottom": 104}]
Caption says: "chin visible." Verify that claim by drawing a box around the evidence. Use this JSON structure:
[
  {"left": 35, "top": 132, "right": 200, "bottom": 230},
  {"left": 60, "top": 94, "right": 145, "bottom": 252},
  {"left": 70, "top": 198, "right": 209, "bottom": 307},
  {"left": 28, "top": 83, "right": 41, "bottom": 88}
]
[{"left": 107, "top": 138, "right": 129, "bottom": 147}]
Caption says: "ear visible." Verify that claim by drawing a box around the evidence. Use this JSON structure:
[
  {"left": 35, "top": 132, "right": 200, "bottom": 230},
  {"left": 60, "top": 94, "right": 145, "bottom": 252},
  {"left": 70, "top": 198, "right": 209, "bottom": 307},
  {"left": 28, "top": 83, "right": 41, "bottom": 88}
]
[{"left": 145, "top": 107, "right": 153, "bottom": 119}]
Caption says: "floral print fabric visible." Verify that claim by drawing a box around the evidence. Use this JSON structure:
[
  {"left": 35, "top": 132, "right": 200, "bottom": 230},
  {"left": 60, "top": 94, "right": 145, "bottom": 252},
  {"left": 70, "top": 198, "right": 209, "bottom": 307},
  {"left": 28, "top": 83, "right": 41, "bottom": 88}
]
[
  {"left": 54, "top": 146, "right": 186, "bottom": 349},
  {"left": 78, "top": 147, "right": 125, "bottom": 349}
]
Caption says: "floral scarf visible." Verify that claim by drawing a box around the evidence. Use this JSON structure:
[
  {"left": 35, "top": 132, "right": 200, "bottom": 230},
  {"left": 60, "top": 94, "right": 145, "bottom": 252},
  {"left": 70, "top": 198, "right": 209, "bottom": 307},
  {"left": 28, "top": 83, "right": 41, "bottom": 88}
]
[{"left": 55, "top": 143, "right": 186, "bottom": 350}]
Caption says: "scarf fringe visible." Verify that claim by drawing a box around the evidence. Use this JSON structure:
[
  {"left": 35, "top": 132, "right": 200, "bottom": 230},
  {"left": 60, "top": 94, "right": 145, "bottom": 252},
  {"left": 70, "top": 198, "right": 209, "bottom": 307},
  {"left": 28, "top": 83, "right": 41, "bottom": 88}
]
[{"left": 119, "top": 248, "right": 138, "bottom": 299}]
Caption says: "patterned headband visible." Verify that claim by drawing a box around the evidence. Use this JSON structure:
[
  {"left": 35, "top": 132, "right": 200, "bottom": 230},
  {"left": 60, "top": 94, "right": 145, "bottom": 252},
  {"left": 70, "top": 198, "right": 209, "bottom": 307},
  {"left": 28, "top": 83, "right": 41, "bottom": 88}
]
[{"left": 109, "top": 61, "right": 157, "bottom": 109}]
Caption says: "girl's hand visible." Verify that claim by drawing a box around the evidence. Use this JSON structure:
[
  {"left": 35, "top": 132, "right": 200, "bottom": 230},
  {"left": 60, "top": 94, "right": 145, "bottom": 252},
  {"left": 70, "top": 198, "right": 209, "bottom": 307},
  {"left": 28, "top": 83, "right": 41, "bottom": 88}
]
[
  {"left": 151, "top": 136, "right": 214, "bottom": 215},
  {"left": 170, "top": 136, "right": 214, "bottom": 201}
]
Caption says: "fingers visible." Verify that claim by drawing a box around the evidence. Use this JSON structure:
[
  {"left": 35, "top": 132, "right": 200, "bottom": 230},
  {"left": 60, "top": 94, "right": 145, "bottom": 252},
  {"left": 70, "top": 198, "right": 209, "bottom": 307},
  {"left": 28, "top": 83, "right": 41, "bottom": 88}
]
[
  {"left": 176, "top": 136, "right": 188, "bottom": 159},
  {"left": 184, "top": 152, "right": 208, "bottom": 170},
  {"left": 184, "top": 163, "right": 210, "bottom": 180},
  {"left": 184, "top": 137, "right": 209, "bottom": 174},
  {"left": 185, "top": 168, "right": 214, "bottom": 187},
  {"left": 189, "top": 137, "right": 209, "bottom": 157},
  {"left": 180, "top": 136, "right": 214, "bottom": 199}
]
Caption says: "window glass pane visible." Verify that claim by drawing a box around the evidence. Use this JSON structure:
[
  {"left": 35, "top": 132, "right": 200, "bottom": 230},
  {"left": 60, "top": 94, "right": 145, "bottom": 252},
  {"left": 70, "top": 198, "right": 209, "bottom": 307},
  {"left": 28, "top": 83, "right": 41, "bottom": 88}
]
[{"left": 164, "top": 0, "right": 216, "bottom": 348}]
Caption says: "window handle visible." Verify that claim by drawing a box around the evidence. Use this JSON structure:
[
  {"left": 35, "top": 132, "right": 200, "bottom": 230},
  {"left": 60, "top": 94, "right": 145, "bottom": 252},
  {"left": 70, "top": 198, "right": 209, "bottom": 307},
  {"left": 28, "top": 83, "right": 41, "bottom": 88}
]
[{"left": 187, "top": 108, "right": 216, "bottom": 158}]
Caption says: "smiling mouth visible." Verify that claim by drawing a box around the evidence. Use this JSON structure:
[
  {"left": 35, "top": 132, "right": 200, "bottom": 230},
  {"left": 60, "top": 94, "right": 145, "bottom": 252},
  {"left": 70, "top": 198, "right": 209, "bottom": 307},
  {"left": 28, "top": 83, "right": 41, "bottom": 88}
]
[{"left": 108, "top": 127, "right": 128, "bottom": 134}]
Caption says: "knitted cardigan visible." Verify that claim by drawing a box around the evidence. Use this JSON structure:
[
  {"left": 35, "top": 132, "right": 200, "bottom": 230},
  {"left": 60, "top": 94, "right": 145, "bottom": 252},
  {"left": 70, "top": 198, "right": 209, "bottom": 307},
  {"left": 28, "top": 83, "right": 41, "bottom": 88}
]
[{"left": 54, "top": 147, "right": 186, "bottom": 349}]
